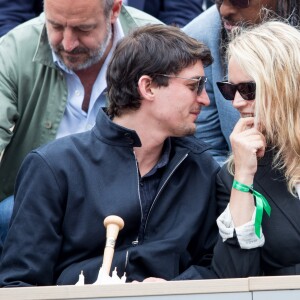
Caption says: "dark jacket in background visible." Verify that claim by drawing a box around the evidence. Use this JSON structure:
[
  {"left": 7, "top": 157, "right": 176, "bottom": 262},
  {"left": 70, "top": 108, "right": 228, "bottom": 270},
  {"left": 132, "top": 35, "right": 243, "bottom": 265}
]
[
  {"left": 127, "top": 0, "right": 212, "bottom": 27},
  {"left": 0, "top": 0, "right": 43, "bottom": 36}
]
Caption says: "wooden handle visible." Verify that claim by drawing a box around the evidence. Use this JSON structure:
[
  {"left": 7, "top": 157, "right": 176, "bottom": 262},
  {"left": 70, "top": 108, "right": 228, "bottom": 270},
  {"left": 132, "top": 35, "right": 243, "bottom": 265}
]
[{"left": 101, "top": 215, "right": 124, "bottom": 275}]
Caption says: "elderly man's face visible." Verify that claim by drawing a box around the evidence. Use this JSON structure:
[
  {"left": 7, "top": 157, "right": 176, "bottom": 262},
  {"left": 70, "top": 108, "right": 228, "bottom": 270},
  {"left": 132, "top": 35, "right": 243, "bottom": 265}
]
[
  {"left": 45, "top": 0, "right": 119, "bottom": 71},
  {"left": 216, "top": 0, "right": 277, "bottom": 32}
]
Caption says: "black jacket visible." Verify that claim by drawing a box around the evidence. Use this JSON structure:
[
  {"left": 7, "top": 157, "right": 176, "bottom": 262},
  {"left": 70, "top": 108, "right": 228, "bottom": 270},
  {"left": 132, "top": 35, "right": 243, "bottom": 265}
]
[
  {"left": 127, "top": 0, "right": 209, "bottom": 27},
  {"left": 0, "top": 0, "right": 43, "bottom": 37},
  {"left": 213, "top": 150, "right": 300, "bottom": 277},
  {"left": 0, "top": 109, "right": 219, "bottom": 286}
]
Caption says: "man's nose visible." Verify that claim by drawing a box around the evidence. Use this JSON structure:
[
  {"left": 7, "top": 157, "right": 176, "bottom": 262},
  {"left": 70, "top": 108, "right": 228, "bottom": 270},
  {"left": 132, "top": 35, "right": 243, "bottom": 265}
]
[
  {"left": 62, "top": 29, "right": 79, "bottom": 52},
  {"left": 197, "top": 89, "right": 210, "bottom": 107},
  {"left": 219, "top": 0, "right": 237, "bottom": 17}
]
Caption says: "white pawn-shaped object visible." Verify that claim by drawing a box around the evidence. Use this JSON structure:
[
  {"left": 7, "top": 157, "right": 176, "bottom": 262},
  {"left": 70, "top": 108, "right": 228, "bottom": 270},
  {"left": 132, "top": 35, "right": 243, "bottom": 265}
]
[
  {"left": 93, "top": 267, "right": 112, "bottom": 285},
  {"left": 75, "top": 270, "right": 85, "bottom": 286},
  {"left": 111, "top": 267, "right": 121, "bottom": 283},
  {"left": 121, "top": 272, "right": 127, "bottom": 283}
]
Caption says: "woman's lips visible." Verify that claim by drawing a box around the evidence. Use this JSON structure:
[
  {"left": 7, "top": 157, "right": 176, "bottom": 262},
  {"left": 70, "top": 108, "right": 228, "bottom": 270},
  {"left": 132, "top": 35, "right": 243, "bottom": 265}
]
[{"left": 241, "top": 113, "right": 254, "bottom": 118}]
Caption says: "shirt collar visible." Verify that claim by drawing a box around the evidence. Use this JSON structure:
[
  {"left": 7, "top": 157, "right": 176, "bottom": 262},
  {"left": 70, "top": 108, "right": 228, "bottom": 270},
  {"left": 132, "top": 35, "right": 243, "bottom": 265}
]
[{"left": 145, "top": 138, "right": 171, "bottom": 177}]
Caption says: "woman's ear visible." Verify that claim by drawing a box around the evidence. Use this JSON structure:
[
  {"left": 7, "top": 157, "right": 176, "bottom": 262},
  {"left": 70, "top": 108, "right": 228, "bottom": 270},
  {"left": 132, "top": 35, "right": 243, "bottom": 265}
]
[{"left": 137, "top": 75, "right": 155, "bottom": 101}]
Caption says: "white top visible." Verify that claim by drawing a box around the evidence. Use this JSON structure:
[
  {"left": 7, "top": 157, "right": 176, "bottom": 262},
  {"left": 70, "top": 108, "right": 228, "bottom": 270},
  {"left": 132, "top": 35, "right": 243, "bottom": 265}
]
[
  {"left": 54, "top": 20, "right": 124, "bottom": 139},
  {"left": 296, "top": 183, "right": 300, "bottom": 198},
  {"left": 217, "top": 186, "right": 300, "bottom": 249},
  {"left": 217, "top": 205, "right": 265, "bottom": 249}
]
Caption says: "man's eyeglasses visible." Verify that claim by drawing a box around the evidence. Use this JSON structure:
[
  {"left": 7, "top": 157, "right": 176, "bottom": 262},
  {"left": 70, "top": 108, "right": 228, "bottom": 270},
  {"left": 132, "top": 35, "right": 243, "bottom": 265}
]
[
  {"left": 216, "top": 81, "right": 256, "bottom": 100},
  {"left": 212, "top": 0, "right": 250, "bottom": 9},
  {"left": 155, "top": 74, "right": 207, "bottom": 96}
]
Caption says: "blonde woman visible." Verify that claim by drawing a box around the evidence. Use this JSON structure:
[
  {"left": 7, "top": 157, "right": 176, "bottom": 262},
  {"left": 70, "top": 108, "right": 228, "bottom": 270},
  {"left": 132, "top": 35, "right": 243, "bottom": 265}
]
[{"left": 213, "top": 21, "right": 300, "bottom": 277}]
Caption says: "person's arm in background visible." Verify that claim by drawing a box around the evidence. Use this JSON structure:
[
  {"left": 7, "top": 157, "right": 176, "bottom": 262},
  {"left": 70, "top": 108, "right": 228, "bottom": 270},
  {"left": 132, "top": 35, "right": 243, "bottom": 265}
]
[
  {"left": 0, "top": 32, "right": 18, "bottom": 152},
  {"left": 144, "top": 0, "right": 205, "bottom": 27},
  {"left": 0, "top": 0, "right": 43, "bottom": 37},
  {"left": 34, "top": 0, "right": 43, "bottom": 16}
]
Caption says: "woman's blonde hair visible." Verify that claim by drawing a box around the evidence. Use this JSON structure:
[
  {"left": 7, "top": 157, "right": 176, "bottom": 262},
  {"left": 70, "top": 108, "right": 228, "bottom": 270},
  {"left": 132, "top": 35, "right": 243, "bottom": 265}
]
[{"left": 227, "top": 21, "right": 300, "bottom": 195}]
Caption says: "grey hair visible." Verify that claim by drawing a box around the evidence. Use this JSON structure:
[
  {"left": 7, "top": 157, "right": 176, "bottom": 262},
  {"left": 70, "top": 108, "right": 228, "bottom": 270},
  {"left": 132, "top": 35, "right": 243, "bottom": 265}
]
[
  {"left": 43, "top": 0, "right": 116, "bottom": 19},
  {"left": 103, "top": 0, "right": 115, "bottom": 18}
]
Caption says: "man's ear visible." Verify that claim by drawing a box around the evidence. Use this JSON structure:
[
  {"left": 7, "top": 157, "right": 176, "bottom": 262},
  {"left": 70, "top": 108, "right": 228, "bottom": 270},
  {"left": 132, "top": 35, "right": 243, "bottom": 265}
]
[
  {"left": 138, "top": 75, "right": 155, "bottom": 101},
  {"left": 110, "top": 0, "right": 122, "bottom": 24}
]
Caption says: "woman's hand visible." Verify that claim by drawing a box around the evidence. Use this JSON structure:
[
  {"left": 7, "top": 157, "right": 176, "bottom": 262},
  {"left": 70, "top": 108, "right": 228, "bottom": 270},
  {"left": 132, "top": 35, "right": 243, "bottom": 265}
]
[
  {"left": 228, "top": 117, "right": 266, "bottom": 227},
  {"left": 230, "top": 117, "right": 266, "bottom": 182}
]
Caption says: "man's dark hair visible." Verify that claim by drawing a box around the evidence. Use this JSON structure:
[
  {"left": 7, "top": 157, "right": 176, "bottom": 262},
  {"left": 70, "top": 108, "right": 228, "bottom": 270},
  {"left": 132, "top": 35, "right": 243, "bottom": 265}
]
[{"left": 106, "top": 24, "right": 213, "bottom": 117}]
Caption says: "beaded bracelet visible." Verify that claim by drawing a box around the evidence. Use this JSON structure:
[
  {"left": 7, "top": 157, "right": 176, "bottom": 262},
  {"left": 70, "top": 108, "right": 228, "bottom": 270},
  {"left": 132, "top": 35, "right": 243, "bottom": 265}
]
[{"left": 232, "top": 180, "right": 271, "bottom": 238}]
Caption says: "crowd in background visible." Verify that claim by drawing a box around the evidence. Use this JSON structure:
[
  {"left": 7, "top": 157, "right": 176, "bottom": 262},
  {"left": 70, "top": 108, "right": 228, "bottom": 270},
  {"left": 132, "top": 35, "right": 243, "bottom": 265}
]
[{"left": 0, "top": 0, "right": 214, "bottom": 37}]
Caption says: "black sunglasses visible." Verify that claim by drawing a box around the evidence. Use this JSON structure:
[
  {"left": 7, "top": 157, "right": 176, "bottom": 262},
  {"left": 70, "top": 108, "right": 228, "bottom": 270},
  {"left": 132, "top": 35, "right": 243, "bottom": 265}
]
[
  {"left": 156, "top": 74, "right": 207, "bottom": 96},
  {"left": 217, "top": 81, "right": 256, "bottom": 100},
  {"left": 212, "top": 0, "right": 250, "bottom": 9}
]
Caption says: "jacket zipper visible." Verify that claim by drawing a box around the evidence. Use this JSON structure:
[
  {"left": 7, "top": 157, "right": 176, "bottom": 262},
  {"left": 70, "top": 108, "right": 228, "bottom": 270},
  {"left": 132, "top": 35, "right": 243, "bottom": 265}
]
[
  {"left": 132, "top": 150, "right": 143, "bottom": 245},
  {"left": 142, "top": 153, "right": 188, "bottom": 243}
]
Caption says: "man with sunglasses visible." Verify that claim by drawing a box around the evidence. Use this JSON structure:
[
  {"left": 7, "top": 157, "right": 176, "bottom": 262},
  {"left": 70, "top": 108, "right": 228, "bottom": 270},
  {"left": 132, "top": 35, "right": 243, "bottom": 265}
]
[
  {"left": 183, "top": 0, "right": 299, "bottom": 165},
  {"left": 0, "top": 24, "right": 220, "bottom": 286}
]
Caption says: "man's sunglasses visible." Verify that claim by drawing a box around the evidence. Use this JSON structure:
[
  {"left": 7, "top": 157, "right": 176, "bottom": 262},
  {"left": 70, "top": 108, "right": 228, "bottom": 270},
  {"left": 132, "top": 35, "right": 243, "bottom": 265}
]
[
  {"left": 155, "top": 74, "right": 207, "bottom": 96},
  {"left": 212, "top": 0, "right": 250, "bottom": 9},
  {"left": 216, "top": 81, "right": 256, "bottom": 100}
]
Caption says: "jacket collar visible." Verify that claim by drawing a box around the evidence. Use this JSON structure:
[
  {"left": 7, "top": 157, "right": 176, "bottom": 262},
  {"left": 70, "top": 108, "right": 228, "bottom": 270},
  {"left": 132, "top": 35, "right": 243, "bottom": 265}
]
[
  {"left": 172, "top": 136, "right": 211, "bottom": 154},
  {"left": 32, "top": 21, "right": 56, "bottom": 68},
  {"left": 92, "top": 109, "right": 142, "bottom": 147},
  {"left": 118, "top": 5, "right": 140, "bottom": 35},
  {"left": 92, "top": 109, "right": 211, "bottom": 155}
]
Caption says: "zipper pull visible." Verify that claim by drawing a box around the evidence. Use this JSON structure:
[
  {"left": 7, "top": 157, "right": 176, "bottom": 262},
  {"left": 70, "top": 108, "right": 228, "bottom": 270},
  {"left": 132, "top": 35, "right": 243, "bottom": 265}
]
[{"left": 132, "top": 238, "right": 139, "bottom": 246}]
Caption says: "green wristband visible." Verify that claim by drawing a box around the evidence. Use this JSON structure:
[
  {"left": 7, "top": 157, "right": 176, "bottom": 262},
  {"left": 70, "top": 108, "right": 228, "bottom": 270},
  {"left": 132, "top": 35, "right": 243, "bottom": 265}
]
[{"left": 232, "top": 180, "right": 271, "bottom": 238}]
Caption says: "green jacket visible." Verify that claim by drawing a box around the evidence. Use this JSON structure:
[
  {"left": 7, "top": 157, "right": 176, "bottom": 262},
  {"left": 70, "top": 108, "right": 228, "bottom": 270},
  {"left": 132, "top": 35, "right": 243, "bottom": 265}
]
[{"left": 0, "top": 6, "right": 162, "bottom": 201}]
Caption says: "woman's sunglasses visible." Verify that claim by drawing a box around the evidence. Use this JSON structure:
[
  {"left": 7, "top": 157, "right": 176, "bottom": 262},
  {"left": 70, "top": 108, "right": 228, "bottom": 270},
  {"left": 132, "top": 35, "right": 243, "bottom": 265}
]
[
  {"left": 216, "top": 81, "right": 256, "bottom": 100},
  {"left": 212, "top": 0, "right": 250, "bottom": 9}
]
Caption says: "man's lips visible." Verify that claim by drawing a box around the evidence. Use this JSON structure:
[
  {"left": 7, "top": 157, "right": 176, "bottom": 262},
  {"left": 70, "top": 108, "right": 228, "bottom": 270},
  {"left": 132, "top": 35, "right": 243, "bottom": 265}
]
[
  {"left": 190, "top": 110, "right": 201, "bottom": 118},
  {"left": 63, "top": 51, "right": 83, "bottom": 56},
  {"left": 222, "top": 20, "right": 237, "bottom": 31}
]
